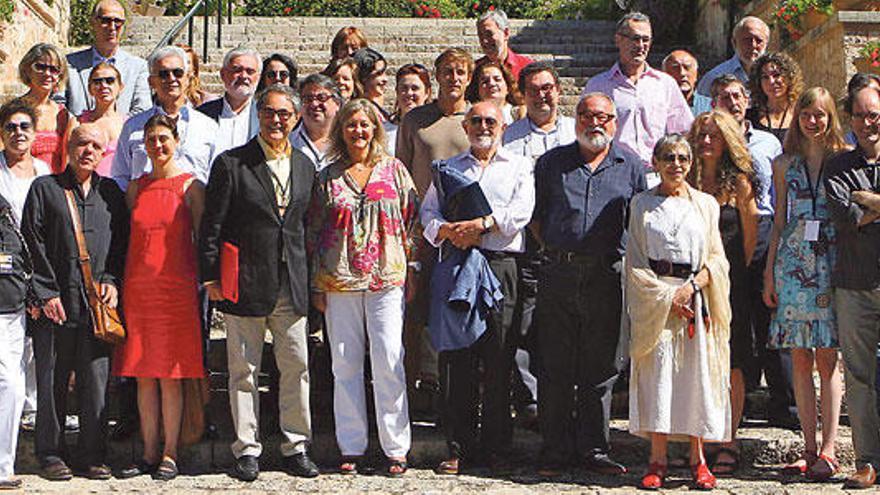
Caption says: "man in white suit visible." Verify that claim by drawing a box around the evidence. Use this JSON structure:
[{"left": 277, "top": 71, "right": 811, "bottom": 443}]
[{"left": 64, "top": 0, "right": 151, "bottom": 117}]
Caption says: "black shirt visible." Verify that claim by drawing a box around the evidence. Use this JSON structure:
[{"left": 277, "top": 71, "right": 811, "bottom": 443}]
[
  {"left": 0, "top": 194, "right": 29, "bottom": 313},
  {"left": 21, "top": 168, "right": 129, "bottom": 326}
]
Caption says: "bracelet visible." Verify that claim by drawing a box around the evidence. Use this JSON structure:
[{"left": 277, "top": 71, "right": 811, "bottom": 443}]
[
  {"left": 407, "top": 261, "right": 422, "bottom": 272},
  {"left": 690, "top": 279, "right": 699, "bottom": 292}
]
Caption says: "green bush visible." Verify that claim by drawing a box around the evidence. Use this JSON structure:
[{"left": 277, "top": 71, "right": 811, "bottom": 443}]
[{"left": 70, "top": 0, "right": 94, "bottom": 46}]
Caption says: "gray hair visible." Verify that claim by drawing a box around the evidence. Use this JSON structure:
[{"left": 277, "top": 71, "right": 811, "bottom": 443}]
[
  {"left": 652, "top": 133, "right": 692, "bottom": 162},
  {"left": 578, "top": 91, "right": 616, "bottom": 115},
  {"left": 616, "top": 11, "right": 651, "bottom": 33},
  {"left": 222, "top": 46, "right": 261, "bottom": 70},
  {"left": 709, "top": 73, "right": 747, "bottom": 100},
  {"left": 255, "top": 84, "right": 301, "bottom": 113},
  {"left": 731, "top": 16, "right": 770, "bottom": 42},
  {"left": 478, "top": 9, "right": 509, "bottom": 31},
  {"left": 298, "top": 73, "right": 344, "bottom": 106},
  {"left": 148, "top": 45, "right": 189, "bottom": 75},
  {"left": 661, "top": 49, "right": 699, "bottom": 71}
]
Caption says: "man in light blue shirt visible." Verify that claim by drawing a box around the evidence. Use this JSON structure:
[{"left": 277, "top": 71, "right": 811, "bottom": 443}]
[
  {"left": 696, "top": 16, "right": 770, "bottom": 98},
  {"left": 662, "top": 50, "right": 712, "bottom": 116},
  {"left": 112, "top": 46, "right": 219, "bottom": 190},
  {"left": 64, "top": 0, "right": 151, "bottom": 117},
  {"left": 503, "top": 61, "right": 575, "bottom": 159}
]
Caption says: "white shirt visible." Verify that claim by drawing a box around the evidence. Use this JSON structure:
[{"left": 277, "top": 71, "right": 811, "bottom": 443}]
[
  {"left": 214, "top": 97, "right": 258, "bottom": 156},
  {"left": 502, "top": 114, "right": 576, "bottom": 162},
  {"left": 290, "top": 124, "right": 329, "bottom": 171},
  {"left": 420, "top": 146, "right": 535, "bottom": 253},
  {"left": 111, "top": 104, "right": 219, "bottom": 190},
  {"left": 0, "top": 154, "right": 51, "bottom": 225}
]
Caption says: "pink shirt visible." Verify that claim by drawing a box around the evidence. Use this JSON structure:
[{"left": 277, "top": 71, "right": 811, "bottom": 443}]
[{"left": 582, "top": 63, "right": 693, "bottom": 167}]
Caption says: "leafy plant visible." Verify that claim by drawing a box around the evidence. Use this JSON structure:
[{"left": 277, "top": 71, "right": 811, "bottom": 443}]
[
  {"left": 859, "top": 40, "right": 880, "bottom": 67},
  {"left": 0, "top": 0, "right": 14, "bottom": 24},
  {"left": 771, "top": 0, "right": 834, "bottom": 40}
]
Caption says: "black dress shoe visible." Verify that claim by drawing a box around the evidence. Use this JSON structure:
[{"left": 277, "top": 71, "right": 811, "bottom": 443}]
[
  {"left": 284, "top": 452, "right": 319, "bottom": 478},
  {"left": 232, "top": 455, "right": 259, "bottom": 482},
  {"left": 585, "top": 452, "right": 627, "bottom": 475},
  {"left": 116, "top": 459, "right": 158, "bottom": 479}
]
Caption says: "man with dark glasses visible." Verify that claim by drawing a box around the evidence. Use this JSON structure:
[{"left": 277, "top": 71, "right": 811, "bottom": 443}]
[{"left": 64, "top": 0, "right": 150, "bottom": 117}]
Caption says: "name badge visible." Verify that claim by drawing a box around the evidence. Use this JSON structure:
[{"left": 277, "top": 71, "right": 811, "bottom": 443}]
[
  {"left": 804, "top": 220, "right": 820, "bottom": 242},
  {"left": 0, "top": 253, "right": 13, "bottom": 275}
]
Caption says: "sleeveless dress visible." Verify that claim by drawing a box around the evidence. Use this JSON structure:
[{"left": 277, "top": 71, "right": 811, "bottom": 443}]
[
  {"left": 31, "top": 107, "right": 69, "bottom": 174},
  {"left": 768, "top": 158, "right": 837, "bottom": 349},
  {"left": 115, "top": 173, "right": 204, "bottom": 378},
  {"left": 77, "top": 110, "right": 122, "bottom": 177},
  {"left": 719, "top": 202, "right": 752, "bottom": 370}
]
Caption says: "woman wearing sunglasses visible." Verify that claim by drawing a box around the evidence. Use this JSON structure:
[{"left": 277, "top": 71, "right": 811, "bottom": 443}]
[
  {"left": 18, "top": 44, "right": 75, "bottom": 174},
  {"left": 74, "top": 62, "right": 127, "bottom": 177},
  {"left": 257, "top": 53, "right": 298, "bottom": 93}
]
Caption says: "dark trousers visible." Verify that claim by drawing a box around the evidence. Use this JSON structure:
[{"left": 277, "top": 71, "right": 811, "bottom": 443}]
[
  {"left": 32, "top": 316, "right": 110, "bottom": 467},
  {"left": 511, "top": 258, "right": 539, "bottom": 411},
  {"left": 439, "top": 255, "right": 518, "bottom": 460},
  {"left": 538, "top": 256, "right": 623, "bottom": 461}
]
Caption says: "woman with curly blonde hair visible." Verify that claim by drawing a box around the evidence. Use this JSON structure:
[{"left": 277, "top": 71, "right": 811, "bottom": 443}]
[
  {"left": 688, "top": 110, "right": 759, "bottom": 475},
  {"left": 747, "top": 52, "right": 805, "bottom": 143}
]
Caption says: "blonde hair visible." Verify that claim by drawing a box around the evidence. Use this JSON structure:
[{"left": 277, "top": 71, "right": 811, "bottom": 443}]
[
  {"left": 783, "top": 86, "right": 848, "bottom": 156},
  {"left": 327, "top": 99, "right": 388, "bottom": 167},
  {"left": 18, "top": 43, "right": 68, "bottom": 90},
  {"left": 687, "top": 110, "right": 754, "bottom": 195}
]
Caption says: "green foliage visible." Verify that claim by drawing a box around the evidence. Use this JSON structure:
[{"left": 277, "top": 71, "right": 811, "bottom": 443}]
[
  {"left": 525, "top": 0, "right": 620, "bottom": 21},
  {"left": 70, "top": 0, "right": 95, "bottom": 46},
  {"left": 0, "top": 0, "right": 14, "bottom": 24}
]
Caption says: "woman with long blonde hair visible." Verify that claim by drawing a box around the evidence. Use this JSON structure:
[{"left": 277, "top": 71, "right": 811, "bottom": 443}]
[
  {"left": 762, "top": 87, "right": 848, "bottom": 480},
  {"left": 688, "top": 110, "right": 759, "bottom": 474}
]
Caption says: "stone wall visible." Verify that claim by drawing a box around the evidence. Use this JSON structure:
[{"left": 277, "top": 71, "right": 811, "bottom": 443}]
[{"left": 0, "top": 0, "right": 71, "bottom": 101}]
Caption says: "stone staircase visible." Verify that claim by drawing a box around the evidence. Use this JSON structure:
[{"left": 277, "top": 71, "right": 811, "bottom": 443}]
[{"left": 122, "top": 15, "right": 643, "bottom": 114}]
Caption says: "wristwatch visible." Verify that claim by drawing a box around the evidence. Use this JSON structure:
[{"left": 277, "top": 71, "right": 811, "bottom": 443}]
[{"left": 481, "top": 215, "right": 495, "bottom": 234}]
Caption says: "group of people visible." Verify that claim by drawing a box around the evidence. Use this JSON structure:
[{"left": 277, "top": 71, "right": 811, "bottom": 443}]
[{"left": 0, "top": 0, "right": 877, "bottom": 491}]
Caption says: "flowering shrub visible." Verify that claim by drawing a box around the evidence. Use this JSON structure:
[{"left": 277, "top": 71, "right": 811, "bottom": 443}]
[
  {"left": 772, "top": 0, "right": 833, "bottom": 40},
  {"left": 407, "top": 0, "right": 462, "bottom": 18},
  {"left": 859, "top": 41, "right": 880, "bottom": 67}
]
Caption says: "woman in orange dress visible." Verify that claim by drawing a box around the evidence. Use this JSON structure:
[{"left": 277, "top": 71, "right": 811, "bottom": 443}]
[{"left": 114, "top": 114, "right": 205, "bottom": 481}]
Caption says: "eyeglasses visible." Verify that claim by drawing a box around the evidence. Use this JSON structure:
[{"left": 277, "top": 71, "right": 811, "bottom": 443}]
[
  {"left": 303, "top": 93, "right": 333, "bottom": 104},
  {"left": 267, "top": 70, "right": 290, "bottom": 80},
  {"left": 468, "top": 115, "right": 499, "bottom": 129},
  {"left": 852, "top": 111, "right": 880, "bottom": 124},
  {"left": 525, "top": 83, "right": 557, "bottom": 96},
  {"left": 229, "top": 66, "right": 258, "bottom": 76},
  {"left": 3, "top": 121, "right": 33, "bottom": 133},
  {"left": 156, "top": 68, "right": 186, "bottom": 80},
  {"left": 617, "top": 32, "right": 652, "bottom": 44},
  {"left": 32, "top": 62, "right": 61, "bottom": 76},
  {"left": 259, "top": 107, "right": 294, "bottom": 121},
  {"left": 577, "top": 111, "right": 615, "bottom": 124},
  {"left": 97, "top": 16, "right": 125, "bottom": 28},
  {"left": 658, "top": 152, "right": 690, "bottom": 163},
  {"left": 89, "top": 76, "right": 117, "bottom": 86}
]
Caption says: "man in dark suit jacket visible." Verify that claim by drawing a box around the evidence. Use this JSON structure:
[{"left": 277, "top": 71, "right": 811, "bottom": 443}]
[{"left": 199, "top": 85, "right": 318, "bottom": 481}]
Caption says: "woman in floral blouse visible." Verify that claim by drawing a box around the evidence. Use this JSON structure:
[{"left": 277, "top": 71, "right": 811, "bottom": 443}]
[{"left": 307, "top": 98, "right": 419, "bottom": 476}]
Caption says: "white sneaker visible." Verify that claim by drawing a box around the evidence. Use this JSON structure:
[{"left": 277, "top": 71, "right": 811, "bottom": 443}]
[
  {"left": 64, "top": 415, "right": 79, "bottom": 432},
  {"left": 20, "top": 411, "right": 35, "bottom": 432}
]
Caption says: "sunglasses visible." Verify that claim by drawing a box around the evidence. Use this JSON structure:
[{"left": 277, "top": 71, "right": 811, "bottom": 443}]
[
  {"left": 156, "top": 68, "right": 186, "bottom": 80},
  {"left": 267, "top": 70, "right": 290, "bottom": 80},
  {"left": 97, "top": 16, "right": 126, "bottom": 28},
  {"left": 577, "top": 111, "right": 615, "bottom": 124},
  {"left": 658, "top": 152, "right": 690, "bottom": 163},
  {"left": 3, "top": 121, "right": 33, "bottom": 133},
  {"left": 32, "top": 62, "right": 61, "bottom": 76},
  {"left": 259, "top": 108, "right": 294, "bottom": 121},
  {"left": 302, "top": 93, "right": 333, "bottom": 104},
  {"left": 468, "top": 116, "right": 499, "bottom": 129},
  {"left": 89, "top": 76, "right": 117, "bottom": 86}
]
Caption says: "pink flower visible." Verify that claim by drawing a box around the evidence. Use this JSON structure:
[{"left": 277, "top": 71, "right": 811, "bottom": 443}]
[{"left": 364, "top": 181, "right": 398, "bottom": 201}]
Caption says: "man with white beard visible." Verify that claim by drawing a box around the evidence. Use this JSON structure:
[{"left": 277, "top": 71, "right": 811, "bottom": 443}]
[
  {"left": 197, "top": 47, "right": 262, "bottom": 156},
  {"left": 532, "top": 92, "right": 646, "bottom": 476},
  {"left": 420, "top": 101, "right": 534, "bottom": 474}
]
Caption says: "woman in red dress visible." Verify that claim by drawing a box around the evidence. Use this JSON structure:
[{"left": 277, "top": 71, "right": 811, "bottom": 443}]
[{"left": 114, "top": 114, "right": 205, "bottom": 480}]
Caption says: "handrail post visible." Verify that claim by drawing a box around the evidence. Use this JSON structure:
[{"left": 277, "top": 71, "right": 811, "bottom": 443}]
[
  {"left": 228, "top": 0, "right": 232, "bottom": 24},
  {"left": 217, "top": 0, "right": 222, "bottom": 48},
  {"left": 187, "top": 16, "right": 194, "bottom": 47},
  {"left": 203, "top": 1, "right": 209, "bottom": 62}
]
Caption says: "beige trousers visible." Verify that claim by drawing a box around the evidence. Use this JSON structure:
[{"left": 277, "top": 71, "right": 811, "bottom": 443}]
[{"left": 224, "top": 289, "right": 311, "bottom": 458}]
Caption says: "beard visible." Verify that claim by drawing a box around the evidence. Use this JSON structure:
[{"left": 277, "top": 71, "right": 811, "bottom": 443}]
[
  {"left": 229, "top": 81, "right": 255, "bottom": 100},
  {"left": 577, "top": 128, "right": 610, "bottom": 152},
  {"left": 470, "top": 134, "right": 498, "bottom": 151}
]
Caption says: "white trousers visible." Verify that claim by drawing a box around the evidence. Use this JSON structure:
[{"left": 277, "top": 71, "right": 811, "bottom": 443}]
[
  {"left": 325, "top": 287, "right": 411, "bottom": 458},
  {"left": 23, "top": 336, "right": 35, "bottom": 413},
  {"left": 0, "top": 311, "right": 25, "bottom": 479}
]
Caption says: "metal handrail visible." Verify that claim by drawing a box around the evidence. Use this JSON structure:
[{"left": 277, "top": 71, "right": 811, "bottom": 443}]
[{"left": 150, "top": 0, "right": 227, "bottom": 62}]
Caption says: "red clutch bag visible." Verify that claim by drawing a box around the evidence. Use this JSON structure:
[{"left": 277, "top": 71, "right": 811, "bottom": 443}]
[{"left": 220, "top": 242, "right": 239, "bottom": 303}]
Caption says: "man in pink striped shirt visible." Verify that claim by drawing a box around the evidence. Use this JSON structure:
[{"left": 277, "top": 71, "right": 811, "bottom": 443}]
[{"left": 581, "top": 12, "right": 693, "bottom": 175}]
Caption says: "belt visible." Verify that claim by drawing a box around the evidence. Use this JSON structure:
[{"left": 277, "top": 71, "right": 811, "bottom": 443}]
[
  {"left": 649, "top": 258, "right": 695, "bottom": 279},
  {"left": 480, "top": 250, "right": 519, "bottom": 261},
  {"left": 548, "top": 250, "right": 606, "bottom": 264}
]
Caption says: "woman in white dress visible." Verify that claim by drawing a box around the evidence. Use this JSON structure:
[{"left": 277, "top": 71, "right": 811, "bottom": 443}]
[{"left": 626, "top": 134, "right": 732, "bottom": 491}]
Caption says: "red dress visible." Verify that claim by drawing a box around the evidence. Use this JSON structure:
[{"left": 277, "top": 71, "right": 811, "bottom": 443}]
[
  {"left": 31, "top": 108, "right": 69, "bottom": 174},
  {"left": 115, "top": 173, "right": 204, "bottom": 378}
]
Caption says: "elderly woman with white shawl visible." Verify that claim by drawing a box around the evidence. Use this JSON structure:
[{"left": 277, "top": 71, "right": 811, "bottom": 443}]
[{"left": 625, "top": 134, "right": 732, "bottom": 491}]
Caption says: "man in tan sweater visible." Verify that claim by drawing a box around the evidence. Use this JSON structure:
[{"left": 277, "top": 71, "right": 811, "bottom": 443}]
[{"left": 395, "top": 48, "right": 473, "bottom": 419}]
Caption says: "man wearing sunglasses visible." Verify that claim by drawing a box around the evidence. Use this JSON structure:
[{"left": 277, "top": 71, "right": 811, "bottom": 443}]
[
  {"left": 581, "top": 11, "right": 692, "bottom": 177},
  {"left": 64, "top": 0, "right": 150, "bottom": 117},
  {"left": 196, "top": 47, "right": 262, "bottom": 156},
  {"left": 112, "top": 46, "right": 218, "bottom": 191},
  {"left": 420, "top": 101, "right": 534, "bottom": 474},
  {"left": 290, "top": 74, "right": 342, "bottom": 171}
]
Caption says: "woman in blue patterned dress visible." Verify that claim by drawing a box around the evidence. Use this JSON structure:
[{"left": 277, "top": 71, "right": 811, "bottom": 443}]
[{"left": 762, "top": 87, "right": 848, "bottom": 481}]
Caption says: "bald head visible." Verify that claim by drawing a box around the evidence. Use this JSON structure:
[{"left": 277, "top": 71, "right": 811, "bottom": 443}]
[
  {"left": 68, "top": 124, "right": 107, "bottom": 175},
  {"left": 90, "top": 0, "right": 127, "bottom": 56},
  {"left": 662, "top": 50, "right": 699, "bottom": 100},
  {"left": 463, "top": 101, "right": 505, "bottom": 153}
]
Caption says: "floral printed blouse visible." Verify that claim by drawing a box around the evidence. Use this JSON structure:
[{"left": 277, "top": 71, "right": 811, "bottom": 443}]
[{"left": 307, "top": 156, "right": 420, "bottom": 292}]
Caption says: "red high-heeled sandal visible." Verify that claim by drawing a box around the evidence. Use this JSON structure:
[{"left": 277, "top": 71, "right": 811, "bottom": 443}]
[
  {"left": 692, "top": 462, "right": 717, "bottom": 490},
  {"left": 640, "top": 462, "right": 667, "bottom": 490}
]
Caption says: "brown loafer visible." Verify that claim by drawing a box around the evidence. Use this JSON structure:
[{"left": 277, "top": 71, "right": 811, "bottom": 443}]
[
  {"left": 844, "top": 463, "right": 877, "bottom": 489},
  {"left": 0, "top": 478, "right": 22, "bottom": 490},
  {"left": 41, "top": 461, "right": 73, "bottom": 481},
  {"left": 78, "top": 464, "right": 112, "bottom": 480},
  {"left": 435, "top": 457, "right": 459, "bottom": 475}
]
